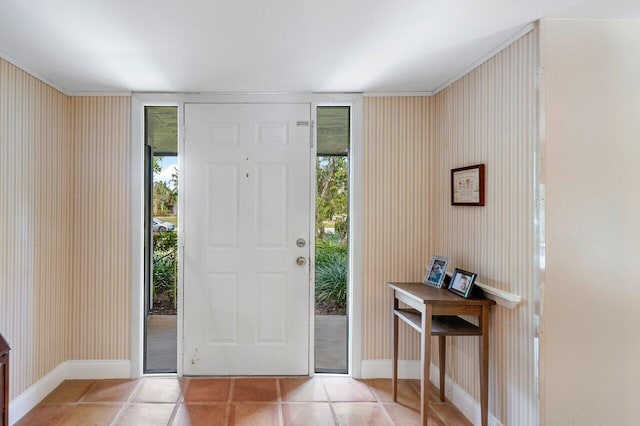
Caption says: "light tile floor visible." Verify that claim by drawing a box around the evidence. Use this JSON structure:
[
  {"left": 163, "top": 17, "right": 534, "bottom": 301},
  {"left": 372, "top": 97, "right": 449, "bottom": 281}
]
[{"left": 18, "top": 376, "right": 472, "bottom": 425}]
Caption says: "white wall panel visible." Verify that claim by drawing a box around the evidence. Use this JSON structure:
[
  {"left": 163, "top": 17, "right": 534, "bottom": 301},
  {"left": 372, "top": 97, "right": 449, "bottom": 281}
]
[{"left": 541, "top": 19, "right": 640, "bottom": 425}]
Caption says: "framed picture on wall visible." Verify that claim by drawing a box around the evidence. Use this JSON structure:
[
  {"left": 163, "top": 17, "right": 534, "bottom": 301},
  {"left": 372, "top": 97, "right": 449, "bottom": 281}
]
[
  {"left": 448, "top": 268, "right": 477, "bottom": 298},
  {"left": 451, "top": 164, "right": 485, "bottom": 206},
  {"left": 422, "top": 255, "right": 449, "bottom": 288}
]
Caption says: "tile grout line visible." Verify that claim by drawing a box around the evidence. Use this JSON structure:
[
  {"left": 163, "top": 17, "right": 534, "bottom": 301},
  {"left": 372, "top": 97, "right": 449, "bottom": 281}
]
[
  {"left": 276, "top": 378, "right": 284, "bottom": 426},
  {"left": 225, "top": 378, "right": 235, "bottom": 426},
  {"left": 367, "top": 379, "right": 397, "bottom": 426},
  {"left": 320, "top": 378, "right": 341, "bottom": 426},
  {"left": 41, "top": 379, "right": 98, "bottom": 425},
  {"left": 366, "top": 379, "right": 395, "bottom": 426},
  {"left": 407, "top": 379, "right": 451, "bottom": 426},
  {"left": 109, "top": 379, "right": 143, "bottom": 425},
  {"left": 166, "top": 377, "right": 189, "bottom": 426},
  {"left": 76, "top": 379, "right": 99, "bottom": 403}
]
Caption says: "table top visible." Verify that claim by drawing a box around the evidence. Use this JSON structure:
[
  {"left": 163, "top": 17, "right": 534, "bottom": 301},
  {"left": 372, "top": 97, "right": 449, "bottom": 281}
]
[
  {"left": 0, "top": 333, "right": 9, "bottom": 355},
  {"left": 388, "top": 282, "right": 496, "bottom": 306}
]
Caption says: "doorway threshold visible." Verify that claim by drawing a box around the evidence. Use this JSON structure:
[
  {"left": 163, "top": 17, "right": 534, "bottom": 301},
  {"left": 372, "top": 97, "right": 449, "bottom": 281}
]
[
  {"left": 315, "top": 314, "right": 348, "bottom": 374},
  {"left": 146, "top": 314, "right": 177, "bottom": 373}
]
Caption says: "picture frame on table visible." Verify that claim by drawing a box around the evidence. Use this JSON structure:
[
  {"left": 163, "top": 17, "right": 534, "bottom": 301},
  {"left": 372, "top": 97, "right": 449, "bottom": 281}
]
[
  {"left": 422, "top": 255, "right": 449, "bottom": 288},
  {"left": 451, "top": 164, "right": 485, "bottom": 206},
  {"left": 448, "top": 268, "right": 477, "bottom": 298}
]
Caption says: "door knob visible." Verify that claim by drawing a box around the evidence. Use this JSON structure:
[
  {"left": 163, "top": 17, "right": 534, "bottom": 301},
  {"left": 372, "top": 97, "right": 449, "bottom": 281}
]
[{"left": 296, "top": 257, "right": 306, "bottom": 266}]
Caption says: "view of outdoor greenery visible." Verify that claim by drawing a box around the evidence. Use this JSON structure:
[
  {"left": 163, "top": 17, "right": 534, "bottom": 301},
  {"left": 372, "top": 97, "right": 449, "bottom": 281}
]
[
  {"left": 147, "top": 105, "right": 180, "bottom": 314},
  {"left": 316, "top": 157, "right": 348, "bottom": 239},
  {"left": 152, "top": 156, "right": 178, "bottom": 314},
  {"left": 153, "top": 230, "right": 177, "bottom": 311},
  {"left": 315, "top": 156, "right": 349, "bottom": 314},
  {"left": 315, "top": 106, "right": 350, "bottom": 315}
]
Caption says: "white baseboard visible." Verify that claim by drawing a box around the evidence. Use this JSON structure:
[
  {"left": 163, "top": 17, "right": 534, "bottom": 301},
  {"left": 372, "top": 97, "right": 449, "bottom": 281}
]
[
  {"left": 361, "top": 359, "right": 422, "bottom": 379},
  {"left": 361, "top": 359, "right": 503, "bottom": 426},
  {"left": 8, "top": 363, "right": 67, "bottom": 426},
  {"left": 64, "top": 359, "right": 130, "bottom": 379},
  {"left": 9, "top": 359, "right": 130, "bottom": 425}
]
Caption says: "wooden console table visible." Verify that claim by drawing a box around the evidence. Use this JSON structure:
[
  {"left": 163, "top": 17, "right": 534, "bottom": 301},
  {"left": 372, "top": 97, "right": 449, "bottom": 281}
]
[
  {"left": 0, "top": 333, "right": 9, "bottom": 426},
  {"left": 388, "top": 282, "right": 495, "bottom": 426}
]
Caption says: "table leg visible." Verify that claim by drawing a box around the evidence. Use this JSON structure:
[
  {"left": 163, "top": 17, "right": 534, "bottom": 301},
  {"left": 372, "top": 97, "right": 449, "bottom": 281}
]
[
  {"left": 421, "top": 304, "right": 433, "bottom": 426},
  {"left": 480, "top": 305, "right": 490, "bottom": 426},
  {"left": 392, "top": 290, "right": 399, "bottom": 401},
  {"left": 438, "top": 335, "right": 446, "bottom": 402}
]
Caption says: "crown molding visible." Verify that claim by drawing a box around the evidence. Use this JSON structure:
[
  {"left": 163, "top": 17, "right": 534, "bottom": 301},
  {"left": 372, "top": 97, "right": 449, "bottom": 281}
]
[
  {"left": 431, "top": 22, "right": 536, "bottom": 95},
  {"left": 363, "top": 91, "right": 432, "bottom": 97},
  {"left": 0, "top": 48, "right": 68, "bottom": 94}
]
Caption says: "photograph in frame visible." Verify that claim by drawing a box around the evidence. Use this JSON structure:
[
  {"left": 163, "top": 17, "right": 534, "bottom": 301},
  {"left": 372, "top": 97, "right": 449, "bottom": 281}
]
[
  {"left": 448, "top": 268, "right": 477, "bottom": 298},
  {"left": 422, "top": 255, "right": 450, "bottom": 288},
  {"left": 451, "top": 164, "right": 485, "bottom": 206}
]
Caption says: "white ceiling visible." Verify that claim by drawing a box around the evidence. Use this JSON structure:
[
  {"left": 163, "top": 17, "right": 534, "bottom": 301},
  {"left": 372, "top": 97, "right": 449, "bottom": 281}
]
[{"left": 0, "top": 0, "right": 638, "bottom": 94}]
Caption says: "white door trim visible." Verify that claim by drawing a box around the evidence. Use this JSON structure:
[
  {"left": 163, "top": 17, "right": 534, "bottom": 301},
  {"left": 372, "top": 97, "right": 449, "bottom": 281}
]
[
  {"left": 130, "top": 93, "right": 363, "bottom": 378},
  {"left": 315, "top": 100, "right": 363, "bottom": 377}
]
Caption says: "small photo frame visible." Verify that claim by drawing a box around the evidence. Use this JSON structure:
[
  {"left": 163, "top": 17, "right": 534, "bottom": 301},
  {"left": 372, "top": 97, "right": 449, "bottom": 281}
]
[
  {"left": 448, "top": 268, "right": 477, "bottom": 298},
  {"left": 451, "top": 164, "right": 485, "bottom": 206},
  {"left": 423, "top": 255, "right": 450, "bottom": 288}
]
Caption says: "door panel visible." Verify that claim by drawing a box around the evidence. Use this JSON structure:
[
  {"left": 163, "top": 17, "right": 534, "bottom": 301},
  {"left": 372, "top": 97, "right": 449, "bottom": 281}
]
[
  {"left": 256, "top": 273, "right": 287, "bottom": 343},
  {"left": 257, "top": 164, "right": 287, "bottom": 246},
  {"left": 183, "top": 103, "right": 311, "bottom": 375},
  {"left": 206, "top": 274, "right": 238, "bottom": 344},
  {"left": 207, "top": 164, "right": 239, "bottom": 247}
]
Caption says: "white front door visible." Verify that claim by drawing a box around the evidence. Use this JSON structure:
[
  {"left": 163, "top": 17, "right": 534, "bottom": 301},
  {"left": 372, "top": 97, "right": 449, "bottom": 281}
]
[{"left": 183, "top": 103, "right": 311, "bottom": 375}]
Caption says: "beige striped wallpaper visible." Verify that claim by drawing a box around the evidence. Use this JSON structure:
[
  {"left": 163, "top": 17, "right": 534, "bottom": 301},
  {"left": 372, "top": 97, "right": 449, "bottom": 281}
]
[
  {"left": 430, "top": 29, "right": 538, "bottom": 424},
  {"left": 362, "top": 96, "right": 430, "bottom": 361},
  {"left": 0, "top": 58, "right": 72, "bottom": 398},
  {"left": 1, "top": 58, "right": 131, "bottom": 399},
  {"left": 70, "top": 97, "right": 131, "bottom": 360}
]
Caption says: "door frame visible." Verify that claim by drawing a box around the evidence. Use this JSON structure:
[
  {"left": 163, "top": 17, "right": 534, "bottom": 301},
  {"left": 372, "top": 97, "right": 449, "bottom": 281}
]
[{"left": 130, "top": 93, "right": 363, "bottom": 378}]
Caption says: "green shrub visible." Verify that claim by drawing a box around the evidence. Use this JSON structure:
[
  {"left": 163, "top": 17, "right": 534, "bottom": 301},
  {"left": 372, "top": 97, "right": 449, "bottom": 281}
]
[
  {"left": 316, "top": 235, "right": 347, "bottom": 262},
  {"left": 153, "top": 255, "right": 176, "bottom": 296},
  {"left": 315, "top": 237, "right": 347, "bottom": 308},
  {"left": 153, "top": 231, "right": 178, "bottom": 303},
  {"left": 154, "top": 230, "right": 177, "bottom": 252}
]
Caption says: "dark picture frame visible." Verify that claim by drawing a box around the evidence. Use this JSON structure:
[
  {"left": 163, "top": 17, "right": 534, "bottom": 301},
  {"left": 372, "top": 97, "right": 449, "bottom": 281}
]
[
  {"left": 451, "top": 164, "right": 485, "bottom": 206},
  {"left": 422, "top": 255, "right": 450, "bottom": 288},
  {"left": 448, "top": 268, "right": 477, "bottom": 298}
]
